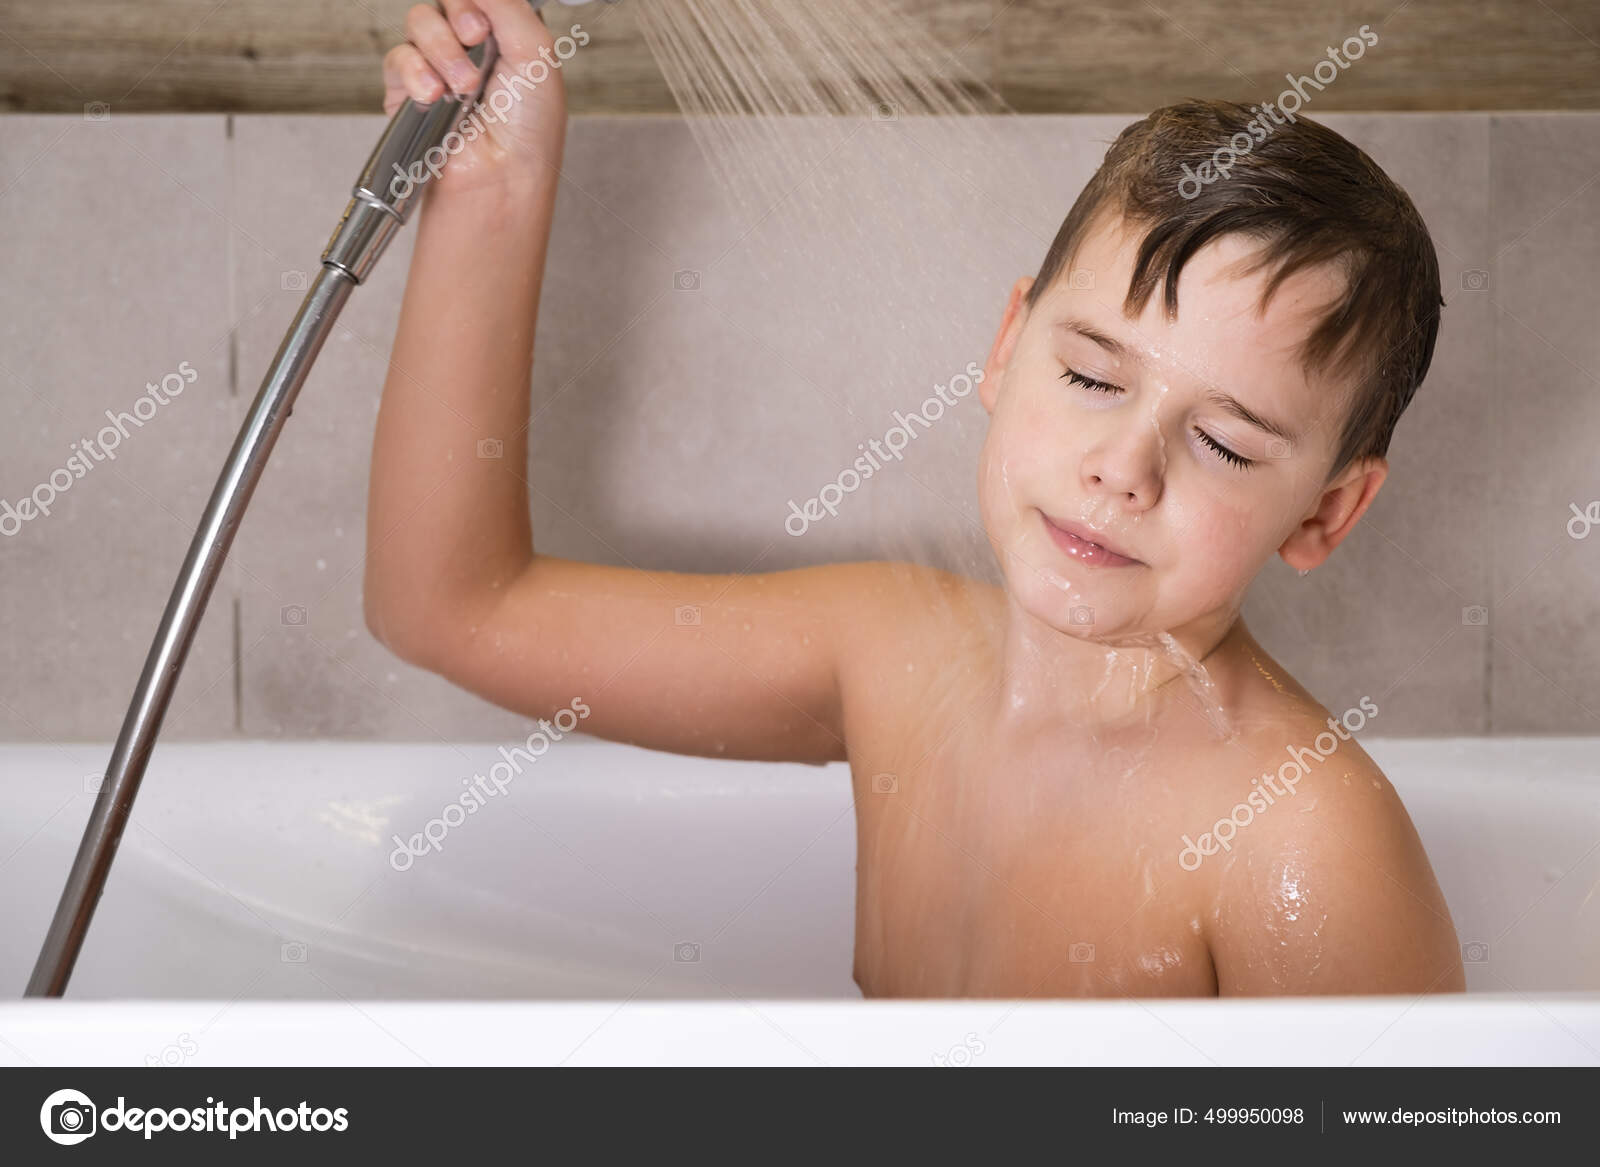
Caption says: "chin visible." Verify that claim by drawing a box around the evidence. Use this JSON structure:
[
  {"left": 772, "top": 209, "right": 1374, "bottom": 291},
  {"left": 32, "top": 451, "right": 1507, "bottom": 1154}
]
[{"left": 998, "top": 535, "right": 1110, "bottom": 635}]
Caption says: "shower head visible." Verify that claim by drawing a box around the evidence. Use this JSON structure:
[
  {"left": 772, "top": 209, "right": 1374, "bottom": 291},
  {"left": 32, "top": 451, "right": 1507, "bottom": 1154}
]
[{"left": 320, "top": 0, "right": 615, "bottom": 286}]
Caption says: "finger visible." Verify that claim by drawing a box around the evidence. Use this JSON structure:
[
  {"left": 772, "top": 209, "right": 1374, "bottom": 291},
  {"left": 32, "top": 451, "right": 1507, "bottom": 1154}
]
[
  {"left": 437, "top": 0, "right": 492, "bottom": 44},
  {"left": 383, "top": 86, "right": 410, "bottom": 118},
  {"left": 382, "top": 49, "right": 424, "bottom": 117},
  {"left": 384, "top": 41, "right": 445, "bottom": 108},
  {"left": 474, "top": 0, "right": 557, "bottom": 61},
  {"left": 404, "top": 2, "right": 482, "bottom": 97}
]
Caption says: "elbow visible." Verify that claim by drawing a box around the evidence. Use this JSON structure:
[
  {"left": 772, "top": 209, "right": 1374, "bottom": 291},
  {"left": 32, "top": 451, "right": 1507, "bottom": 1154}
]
[
  {"left": 363, "top": 578, "right": 439, "bottom": 672},
  {"left": 363, "top": 559, "right": 519, "bottom": 676},
  {"left": 363, "top": 597, "right": 409, "bottom": 664}
]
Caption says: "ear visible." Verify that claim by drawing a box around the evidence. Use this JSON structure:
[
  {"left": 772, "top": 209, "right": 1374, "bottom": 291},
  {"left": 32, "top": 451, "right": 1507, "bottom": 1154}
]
[
  {"left": 1279, "top": 456, "right": 1388, "bottom": 570},
  {"left": 980, "top": 276, "right": 1035, "bottom": 414}
]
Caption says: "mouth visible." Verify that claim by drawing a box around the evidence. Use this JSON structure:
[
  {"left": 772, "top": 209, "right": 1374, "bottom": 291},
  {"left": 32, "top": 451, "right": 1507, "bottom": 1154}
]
[{"left": 1039, "top": 510, "right": 1142, "bottom": 567}]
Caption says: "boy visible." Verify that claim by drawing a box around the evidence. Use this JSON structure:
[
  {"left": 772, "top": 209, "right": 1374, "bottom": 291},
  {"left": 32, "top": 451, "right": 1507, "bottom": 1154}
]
[{"left": 366, "top": 0, "right": 1465, "bottom": 997}]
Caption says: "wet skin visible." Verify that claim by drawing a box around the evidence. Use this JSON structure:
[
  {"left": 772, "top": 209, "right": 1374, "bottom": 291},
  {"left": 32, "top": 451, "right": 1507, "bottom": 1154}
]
[
  {"left": 841, "top": 576, "right": 1461, "bottom": 997},
  {"left": 836, "top": 212, "right": 1463, "bottom": 997}
]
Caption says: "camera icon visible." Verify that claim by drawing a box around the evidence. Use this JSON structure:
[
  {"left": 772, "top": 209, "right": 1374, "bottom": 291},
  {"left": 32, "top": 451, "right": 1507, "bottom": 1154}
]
[
  {"left": 1462, "top": 940, "right": 1489, "bottom": 963},
  {"left": 872, "top": 772, "right": 898, "bottom": 794},
  {"left": 871, "top": 101, "right": 897, "bottom": 121},
  {"left": 83, "top": 773, "right": 104, "bottom": 795},
  {"left": 1460, "top": 269, "right": 1489, "bottom": 291},
  {"left": 280, "top": 269, "right": 308, "bottom": 292},
  {"left": 1461, "top": 605, "right": 1488, "bottom": 626},
  {"left": 280, "top": 940, "right": 308, "bottom": 963},
  {"left": 674, "top": 605, "right": 702, "bottom": 627},
  {"left": 476, "top": 438, "right": 503, "bottom": 460},
  {"left": 281, "top": 604, "right": 307, "bottom": 627},
  {"left": 674, "top": 941, "right": 701, "bottom": 963},
  {"left": 1069, "top": 942, "right": 1096, "bottom": 963},
  {"left": 673, "top": 269, "right": 701, "bottom": 291},
  {"left": 83, "top": 102, "right": 110, "bottom": 123},
  {"left": 47, "top": 1096, "right": 96, "bottom": 1142},
  {"left": 1264, "top": 437, "right": 1292, "bottom": 460},
  {"left": 1068, "top": 268, "right": 1096, "bottom": 291},
  {"left": 1069, "top": 605, "right": 1095, "bottom": 626}
]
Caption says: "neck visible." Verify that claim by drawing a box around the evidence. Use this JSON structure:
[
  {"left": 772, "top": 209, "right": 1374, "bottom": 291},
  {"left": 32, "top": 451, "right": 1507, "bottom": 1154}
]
[{"left": 991, "top": 596, "right": 1244, "bottom": 739}]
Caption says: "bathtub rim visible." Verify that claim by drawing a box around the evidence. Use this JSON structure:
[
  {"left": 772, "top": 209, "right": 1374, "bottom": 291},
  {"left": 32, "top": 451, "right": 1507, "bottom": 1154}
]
[{"left": 3, "top": 991, "right": 1599, "bottom": 1067}]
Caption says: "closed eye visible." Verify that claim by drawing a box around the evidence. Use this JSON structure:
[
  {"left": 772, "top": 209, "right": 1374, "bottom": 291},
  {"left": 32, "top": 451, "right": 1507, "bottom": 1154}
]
[
  {"left": 1194, "top": 427, "right": 1255, "bottom": 469},
  {"left": 1060, "top": 367, "right": 1257, "bottom": 470},
  {"left": 1059, "top": 368, "right": 1122, "bottom": 394}
]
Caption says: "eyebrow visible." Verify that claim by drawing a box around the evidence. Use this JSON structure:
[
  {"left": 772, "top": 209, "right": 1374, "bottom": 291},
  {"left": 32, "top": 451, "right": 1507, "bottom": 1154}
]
[
  {"left": 1203, "top": 389, "right": 1300, "bottom": 446},
  {"left": 1054, "top": 318, "right": 1129, "bottom": 359},
  {"left": 1054, "top": 318, "right": 1301, "bottom": 446}
]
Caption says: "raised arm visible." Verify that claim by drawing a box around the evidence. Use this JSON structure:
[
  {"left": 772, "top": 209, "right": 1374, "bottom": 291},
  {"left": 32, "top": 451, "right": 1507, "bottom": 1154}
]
[{"left": 363, "top": 1, "right": 881, "bottom": 764}]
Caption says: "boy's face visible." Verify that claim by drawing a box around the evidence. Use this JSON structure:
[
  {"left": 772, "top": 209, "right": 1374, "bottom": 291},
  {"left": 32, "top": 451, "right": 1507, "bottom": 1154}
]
[{"left": 977, "top": 210, "right": 1385, "bottom": 647}]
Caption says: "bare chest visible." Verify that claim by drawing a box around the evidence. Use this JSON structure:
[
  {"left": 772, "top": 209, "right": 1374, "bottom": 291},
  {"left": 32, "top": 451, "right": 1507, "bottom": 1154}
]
[{"left": 846, "top": 735, "right": 1216, "bottom": 998}]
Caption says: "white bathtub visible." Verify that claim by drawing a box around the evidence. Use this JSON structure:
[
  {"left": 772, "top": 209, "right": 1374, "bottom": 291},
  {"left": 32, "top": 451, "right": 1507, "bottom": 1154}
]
[{"left": 1, "top": 737, "right": 1597, "bottom": 1065}]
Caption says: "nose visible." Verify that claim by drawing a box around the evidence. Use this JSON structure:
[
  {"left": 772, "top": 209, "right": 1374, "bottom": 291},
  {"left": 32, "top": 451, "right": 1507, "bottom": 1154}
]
[{"left": 1080, "top": 416, "right": 1164, "bottom": 512}]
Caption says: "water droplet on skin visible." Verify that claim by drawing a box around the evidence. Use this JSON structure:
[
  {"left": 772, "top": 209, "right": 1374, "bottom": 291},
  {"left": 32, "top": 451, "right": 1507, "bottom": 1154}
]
[
  {"left": 1157, "top": 631, "right": 1234, "bottom": 739},
  {"left": 1248, "top": 652, "right": 1287, "bottom": 695}
]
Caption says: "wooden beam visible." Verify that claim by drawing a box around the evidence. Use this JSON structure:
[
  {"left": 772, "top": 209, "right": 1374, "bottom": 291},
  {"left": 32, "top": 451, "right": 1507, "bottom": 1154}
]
[
  {"left": 1, "top": 1, "right": 1595, "bottom": 114},
  {"left": 992, "top": 0, "right": 1600, "bottom": 112}
]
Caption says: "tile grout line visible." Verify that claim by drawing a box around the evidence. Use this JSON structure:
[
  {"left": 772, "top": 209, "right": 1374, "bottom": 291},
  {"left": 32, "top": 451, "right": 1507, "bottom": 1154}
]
[
  {"left": 1485, "top": 112, "right": 1497, "bottom": 736},
  {"left": 233, "top": 595, "right": 243, "bottom": 734},
  {"left": 225, "top": 113, "right": 238, "bottom": 401},
  {"left": 226, "top": 111, "right": 244, "bottom": 737}
]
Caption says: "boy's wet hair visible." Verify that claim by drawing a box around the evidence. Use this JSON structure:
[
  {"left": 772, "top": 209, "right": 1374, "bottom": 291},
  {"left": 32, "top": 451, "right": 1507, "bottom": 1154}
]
[{"left": 1029, "top": 98, "right": 1444, "bottom": 480}]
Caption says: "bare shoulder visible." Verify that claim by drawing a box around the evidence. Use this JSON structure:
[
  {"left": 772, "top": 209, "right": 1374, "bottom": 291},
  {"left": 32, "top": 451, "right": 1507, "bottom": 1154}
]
[
  {"left": 825, "top": 559, "right": 999, "bottom": 666},
  {"left": 824, "top": 559, "right": 1000, "bottom": 750},
  {"left": 1193, "top": 702, "right": 1465, "bottom": 996}
]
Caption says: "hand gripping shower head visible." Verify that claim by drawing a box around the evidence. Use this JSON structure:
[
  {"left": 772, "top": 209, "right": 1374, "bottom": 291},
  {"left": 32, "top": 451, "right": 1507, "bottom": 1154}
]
[{"left": 326, "top": 0, "right": 616, "bottom": 284}]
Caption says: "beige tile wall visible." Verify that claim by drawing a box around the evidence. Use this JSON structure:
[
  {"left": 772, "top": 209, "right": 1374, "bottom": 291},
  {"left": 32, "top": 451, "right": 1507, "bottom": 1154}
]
[
  {"left": 1488, "top": 115, "right": 1600, "bottom": 733},
  {"left": 0, "top": 111, "right": 1593, "bottom": 740}
]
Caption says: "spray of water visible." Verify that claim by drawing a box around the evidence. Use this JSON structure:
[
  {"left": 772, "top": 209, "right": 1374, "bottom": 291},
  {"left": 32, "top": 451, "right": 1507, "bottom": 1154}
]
[
  {"left": 631, "top": 0, "right": 1029, "bottom": 577},
  {"left": 635, "top": 0, "right": 1006, "bottom": 220},
  {"left": 628, "top": 0, "right": 1235, "bottom": 740}
]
